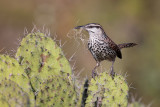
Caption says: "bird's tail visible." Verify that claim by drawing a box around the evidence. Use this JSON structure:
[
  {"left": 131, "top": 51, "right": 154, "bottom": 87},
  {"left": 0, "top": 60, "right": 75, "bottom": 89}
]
[{"left": 118, "top": 43, "right": 137, "bottom": 49}]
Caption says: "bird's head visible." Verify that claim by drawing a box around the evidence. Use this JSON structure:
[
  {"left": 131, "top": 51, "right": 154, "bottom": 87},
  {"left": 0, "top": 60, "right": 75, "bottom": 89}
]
[{"left": 75, "top": 23, "right": 104, "bottom": 35}]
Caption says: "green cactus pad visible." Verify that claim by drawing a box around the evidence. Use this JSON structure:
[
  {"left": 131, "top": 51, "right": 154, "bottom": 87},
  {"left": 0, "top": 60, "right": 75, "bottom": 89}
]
[
  {"left": 86, "top": 72, "right": 129, "bottom": 107},
  {"left": 0, "top": 55, "right": 33, "bottom": 96},
  {"left": 36, "top": 74, "right": 81, "bottom": 107},
  {"left": 0, "top": 79, "right": 32, "bottom": 107},
  {"left": 16, "top": 33, "right": 72, "bottom": 90}
]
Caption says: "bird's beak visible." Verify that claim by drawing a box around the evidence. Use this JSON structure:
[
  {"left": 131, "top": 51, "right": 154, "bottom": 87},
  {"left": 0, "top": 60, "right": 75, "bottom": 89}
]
[{"left": 74, "top": 25, "right": 84, "bottom": 29}]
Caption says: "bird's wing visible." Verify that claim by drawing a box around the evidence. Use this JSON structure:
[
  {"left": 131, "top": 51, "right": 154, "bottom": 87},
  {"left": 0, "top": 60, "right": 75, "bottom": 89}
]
[{"left": 103, "top": 36, "right": 122, "bottom": 59}]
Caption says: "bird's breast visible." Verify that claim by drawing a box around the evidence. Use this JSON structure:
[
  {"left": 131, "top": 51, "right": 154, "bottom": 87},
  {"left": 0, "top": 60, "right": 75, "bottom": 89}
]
[{"left": 88, "top": 38, "right": 116, "bottom": 62}]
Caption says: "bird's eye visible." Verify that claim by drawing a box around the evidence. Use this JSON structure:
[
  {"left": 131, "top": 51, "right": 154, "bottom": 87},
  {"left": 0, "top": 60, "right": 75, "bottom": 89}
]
[
  {"left": 89, "top": 26, "right": 99, "bottom": 28},
  {"left": 95, "top": 26, "right": 99, "bottom": 28},
  {"left": 89, "top": 26, "right": 93, "bottom": 28}
]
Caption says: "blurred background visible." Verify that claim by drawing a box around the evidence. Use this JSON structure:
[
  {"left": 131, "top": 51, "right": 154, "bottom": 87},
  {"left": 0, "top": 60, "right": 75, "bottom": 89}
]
[{"left": 0, "top": 0, "right": 160, "bottom": 106}]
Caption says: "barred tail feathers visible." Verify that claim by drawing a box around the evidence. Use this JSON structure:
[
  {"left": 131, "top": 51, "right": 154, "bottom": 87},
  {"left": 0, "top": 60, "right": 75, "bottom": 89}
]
[{"left": 118, "top": 43, "right": 137, "bottom": 49}]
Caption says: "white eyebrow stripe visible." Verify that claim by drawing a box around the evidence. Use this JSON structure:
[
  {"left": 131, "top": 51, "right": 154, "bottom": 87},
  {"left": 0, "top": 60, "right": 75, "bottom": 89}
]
[{"left": 87, "top": 25, "right": 101, "bottom": 27}]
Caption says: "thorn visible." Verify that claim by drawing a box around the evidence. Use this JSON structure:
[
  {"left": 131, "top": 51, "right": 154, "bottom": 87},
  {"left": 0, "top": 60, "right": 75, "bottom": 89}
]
[
  {"left": 129, "top": 83, "right": 136, "bottom": 89},
  {"left": 24, "top": 27, "right": 29, "bottom": 36},
  {"left": 0, "top": 48, "right": 5, "bottom": 52},
  {"left": 31, "top": 24, "right": 37, "bottom": 33},
  {"left": 53, "top": 33, "right": 57, "bottom": 41},
  {"left": 71, "top": 60, "right": 77, "bottom": 72},
  {"left": 61, "top": 41, "right": 67, "bottom": 48},
  {"left": 76, "top": 68, "right": 85, "bottom": 77},
  {"left": 47, "top": 29, "right": 51, "bottom": 37},
  {"left": 10, "top": 48, "right": 16, "bottom": 53},
  {"left": 32, "top": 24, "right": 40, "bottom": 33},
  {"left": 44, "top": 28, "right": 49, "bottom": 37},
  {"left": 59, "top": 40, "right": 67, "bottom": 48},
  {"left": 42, "top": 24, "right": 46, "bottom": 34},
  {"left": 17, "top": 37, "right": 22, "bottom": 42},
  {"left": 59, "top": 40, "right": 62, "bottom": 47},
  {"left": 69, "top": 51, "right": 77, "bottom": 62},
  {"left": 124, "top": 72, "right": 128, "bottom": 78}
]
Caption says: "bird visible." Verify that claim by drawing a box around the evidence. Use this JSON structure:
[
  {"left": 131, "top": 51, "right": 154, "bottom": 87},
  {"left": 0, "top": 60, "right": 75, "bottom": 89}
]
[{"left": 75, "top": 23, "right": 137, "bottom": 78}]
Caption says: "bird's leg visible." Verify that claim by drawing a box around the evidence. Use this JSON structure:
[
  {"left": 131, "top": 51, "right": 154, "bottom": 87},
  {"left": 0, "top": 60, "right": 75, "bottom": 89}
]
[
  {"left": 92, "top": 62, "right": 100, "bottom": 78},
  {"left": 110, "top": 60, "right": 115, "bottom": 79}
]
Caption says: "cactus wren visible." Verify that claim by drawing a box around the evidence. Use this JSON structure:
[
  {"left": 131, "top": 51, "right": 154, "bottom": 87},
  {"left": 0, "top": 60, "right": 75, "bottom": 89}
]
[{"left": 75, "top": 23, "right": 137, "bottom": 78}]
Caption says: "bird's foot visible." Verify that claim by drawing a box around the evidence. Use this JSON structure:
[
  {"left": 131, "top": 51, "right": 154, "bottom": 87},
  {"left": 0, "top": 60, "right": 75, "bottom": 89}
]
[
  {"left": 92, "top": 70, "right": 97, "bottom": 79},
  {"left": 110, "top": 68, "right": 115, "bottom": 79}
]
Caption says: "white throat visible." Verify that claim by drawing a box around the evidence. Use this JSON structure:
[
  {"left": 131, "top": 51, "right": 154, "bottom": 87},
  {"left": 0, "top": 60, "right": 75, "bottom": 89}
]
[{"left": 88, "top": 30, "right": 103, "bottom": 40}]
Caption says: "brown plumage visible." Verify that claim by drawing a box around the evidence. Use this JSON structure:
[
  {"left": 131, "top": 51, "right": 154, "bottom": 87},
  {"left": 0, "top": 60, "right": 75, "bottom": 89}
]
[
  {"left": 75, "top": 23, "right": 137, "bottom": 78},
  {"left": 118, "top": 43, "right": 137, "bottom": 49}
]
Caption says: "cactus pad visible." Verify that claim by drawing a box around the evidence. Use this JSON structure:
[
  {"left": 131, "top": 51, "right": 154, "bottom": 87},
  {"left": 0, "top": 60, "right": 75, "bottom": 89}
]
[
  {"left": 86, "top": 72, "right": 129, "bottom": 107},
  {"left": 36, "top": 74, "right": 81, "bottom": 107},
  {"left": 16, "top": 33, "right": 72, "bottom": 90},
  {"left": 0, "top": 79, "right": 32, "bottom": 107},
  {"left": 0, "top": 55, "right": 33, "bottom": 95}
]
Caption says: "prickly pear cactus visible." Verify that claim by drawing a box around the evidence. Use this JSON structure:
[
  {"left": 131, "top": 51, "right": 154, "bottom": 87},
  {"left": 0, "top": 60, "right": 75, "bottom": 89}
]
[
  {"left": 16, "top": 33, "right": 72, "bottom": 91},
  {"left": 0, "top": 55, "right": 33, "bottom": 96},
  {"left": 36, "top": 74, "right": 82, "bottom": 107},
  {"left": 0, "top": 79, "right": 32, "bottom": 107},
  {"left": 0, "top": 31, "right": 141, "bottom": 106},
  {"left": 86, "top": 72, "right": 129, "bottom": 107}
]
